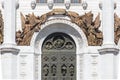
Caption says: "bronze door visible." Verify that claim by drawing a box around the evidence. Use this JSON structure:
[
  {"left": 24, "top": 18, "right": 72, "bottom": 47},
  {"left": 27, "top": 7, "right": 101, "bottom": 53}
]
[{"left": 42, "top": 32, "right": 76, "bottom": 80}]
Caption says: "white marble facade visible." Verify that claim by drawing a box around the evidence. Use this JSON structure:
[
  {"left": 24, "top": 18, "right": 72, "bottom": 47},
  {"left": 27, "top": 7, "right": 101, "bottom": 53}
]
[{"left": 0, "top": 0, "right": 120, "bottom": 80}]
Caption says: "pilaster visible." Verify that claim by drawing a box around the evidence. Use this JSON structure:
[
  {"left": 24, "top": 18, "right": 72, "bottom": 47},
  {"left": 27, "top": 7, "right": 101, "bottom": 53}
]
[
  {"left": 3, "top": 0, "right": 17, "bottom": 45},
  {"left": 102, "top": 0, "right": 115, "bottom": 46}
]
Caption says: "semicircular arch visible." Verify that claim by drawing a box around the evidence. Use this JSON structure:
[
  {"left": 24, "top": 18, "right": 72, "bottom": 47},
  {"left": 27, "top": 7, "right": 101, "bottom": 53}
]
[{"left": 34, "top": 19, "right": 88, "bottom": 54}]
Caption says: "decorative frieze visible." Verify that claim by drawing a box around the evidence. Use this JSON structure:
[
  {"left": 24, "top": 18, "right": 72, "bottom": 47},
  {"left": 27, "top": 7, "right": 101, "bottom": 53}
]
[{"left": 16, "top": 8, "right": 103, "bottom": 46}]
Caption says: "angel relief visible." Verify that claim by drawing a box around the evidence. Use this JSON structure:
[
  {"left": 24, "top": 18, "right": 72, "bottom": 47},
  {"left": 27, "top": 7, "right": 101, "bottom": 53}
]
[{"left": 16, "top": 9, "right": 103, "bottom": 46}]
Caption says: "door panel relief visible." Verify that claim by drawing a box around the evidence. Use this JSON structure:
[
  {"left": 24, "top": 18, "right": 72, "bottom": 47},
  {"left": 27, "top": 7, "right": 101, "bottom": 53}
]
[{"left": 42, "top": 33, "right": 76, "bottom": 80}]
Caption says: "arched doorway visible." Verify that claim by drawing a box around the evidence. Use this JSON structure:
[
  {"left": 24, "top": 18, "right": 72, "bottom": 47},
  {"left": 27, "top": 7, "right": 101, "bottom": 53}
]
[{"left": 41, "top": 32, "right": 76, "bottom": 80}]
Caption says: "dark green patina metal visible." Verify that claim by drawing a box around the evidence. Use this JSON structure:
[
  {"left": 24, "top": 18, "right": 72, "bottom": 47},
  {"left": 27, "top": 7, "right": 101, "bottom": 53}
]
[{"left": 42, "top": 32, "right": 76, "bottom": 80}]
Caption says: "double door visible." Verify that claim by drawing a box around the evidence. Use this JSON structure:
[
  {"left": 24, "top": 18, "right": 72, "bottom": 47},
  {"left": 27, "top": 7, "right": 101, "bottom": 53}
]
[
  {"left": 41, "top": 32, "right": 76, "bottom": 80},
  {"left": 42, "top": 52, "right": 76, "bottom": 80}
]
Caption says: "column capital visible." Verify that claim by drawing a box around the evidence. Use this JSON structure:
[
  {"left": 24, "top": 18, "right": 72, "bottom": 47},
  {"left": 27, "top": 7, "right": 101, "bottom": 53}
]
[
  {"left": 0, "top": 44, "right": 19, "bottom": 54},
  {"left": 98, "top": 46, "right": 119, "bottom": 55},
  {"left": 1, "top": 0, "right": 19, "bottom": 9},
  {"left": 99, "top": 2, "right": 117, "bottom": 10}
]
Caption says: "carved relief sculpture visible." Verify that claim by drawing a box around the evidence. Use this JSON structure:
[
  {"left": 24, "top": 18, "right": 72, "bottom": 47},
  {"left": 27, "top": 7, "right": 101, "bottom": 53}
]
[
  {"left": 42, "top": 32, "right": 76, "bottom": 80},
  {"left": 53, "top": 36, "right": 65, "bottom": 49},
  {"left": 114, "top": 13, "right": 120, "bottom": 44},
  {"left": 69, "top": 64, "right": 74, "bottom": 76},
  {"left": 43, "top": 64, "right": 49, "bottom": 76},
  {"left": 0, "top": 10, "right": 3, "bottom": 44},
  {"left": 61, "top": 64, "right": 67, "bottom": 76},
  {"left": 16, "top": 9, "right": 103, "bottom": 46},
  {"left": 51, "top": 64, "right": 57, "bottom": 76},
  {"left": 43, "top": 33, "right": 75, "bottom": 50}
]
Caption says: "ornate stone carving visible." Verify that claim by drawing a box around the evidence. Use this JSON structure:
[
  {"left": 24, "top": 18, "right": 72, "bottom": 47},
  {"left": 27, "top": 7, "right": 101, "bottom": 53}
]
[
  {"left": 0, "top": 10, "right": 3, "bottom": 44},
  {"left": 45, "top": 42, "right": 53, "bottom": 50},
  {"left": 53, "top": 36, "right": 65, "bottom": 49},
  {"left": 114, "top": 13, "right": 120, "bottom": 44},
  {"left": 43, "top": 32, "right": 75, "bottom": 50},
  {"left": 16, "top": 8, "right": 102, "bottom": 46}
]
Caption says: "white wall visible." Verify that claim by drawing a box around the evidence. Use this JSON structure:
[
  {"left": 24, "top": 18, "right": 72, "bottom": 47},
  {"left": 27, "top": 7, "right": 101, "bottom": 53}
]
[
  {"left": 0, "top": 0, "right": 120, "bottom": 80},
  {"left": 17, "top": 46, "right": 34, "bottom": 80}
]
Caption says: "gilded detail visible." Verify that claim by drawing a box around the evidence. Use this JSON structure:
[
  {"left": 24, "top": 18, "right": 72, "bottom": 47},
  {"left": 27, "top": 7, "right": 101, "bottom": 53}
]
[{"left": 16, "top": 8, "right": 103, "bottom": 46}]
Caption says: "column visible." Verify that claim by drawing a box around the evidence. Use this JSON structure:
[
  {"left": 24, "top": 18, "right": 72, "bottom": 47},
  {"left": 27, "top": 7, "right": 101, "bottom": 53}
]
[
  {"left": 3, "top": 0, "right": 16, "bottom": 45},
  {"left": 0, "top": 0, "right": 19, "bottom": 79},
  {"left": 98, "top": 0, "right": 119, "bottom": 79},
  {"left": 102, "top": 0, "right": 115, "bottom": 46}
]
